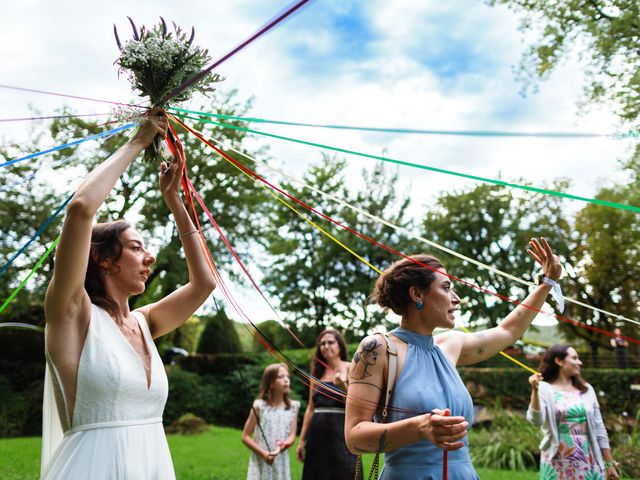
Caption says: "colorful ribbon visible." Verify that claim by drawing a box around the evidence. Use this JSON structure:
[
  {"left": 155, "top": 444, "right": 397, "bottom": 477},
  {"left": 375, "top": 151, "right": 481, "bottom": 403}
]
[
  {"left": 210, "top": 136, "right": 639, "bottom": 328},
  {"left": 0, "top": 113, "right": 111, "bottom": 123},
  {"left": 169, "top": 107, "right": 620, "bottom": 139},
  {"left": 0, "top": 123, "right": 135, "bottom": 168},
  {"left": 171, "top": 113, "right": 640, "bottom": 214},
  {"left": 173, "top": 116, "right": 640, "bottom": 349},
  {"left": 0, "top": 84, "right": 144, "bottom": 109}
]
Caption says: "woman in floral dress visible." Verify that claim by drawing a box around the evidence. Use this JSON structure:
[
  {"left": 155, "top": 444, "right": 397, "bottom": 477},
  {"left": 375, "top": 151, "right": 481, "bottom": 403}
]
[{"left": 527, "top": 344, "right": 619, "bottom": 480}]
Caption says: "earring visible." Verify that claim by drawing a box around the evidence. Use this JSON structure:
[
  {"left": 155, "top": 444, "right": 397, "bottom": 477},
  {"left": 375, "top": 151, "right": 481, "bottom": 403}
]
[{"left": 416, "top": 299, "right": 423, "bottom": 311}]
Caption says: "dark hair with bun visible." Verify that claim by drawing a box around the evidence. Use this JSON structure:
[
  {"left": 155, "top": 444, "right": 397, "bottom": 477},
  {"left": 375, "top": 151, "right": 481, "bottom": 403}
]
[
  {"left": 85, "top": 220, "right": 131, "bottom": 320},
  {"left": 373, "top": 254, "right": 445, "bottom": 315}
]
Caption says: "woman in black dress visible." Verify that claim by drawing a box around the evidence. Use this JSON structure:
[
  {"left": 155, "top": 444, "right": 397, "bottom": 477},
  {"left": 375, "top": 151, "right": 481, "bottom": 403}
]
[{"left": 297, "top": 329, "right": 360, "bottom": 479}]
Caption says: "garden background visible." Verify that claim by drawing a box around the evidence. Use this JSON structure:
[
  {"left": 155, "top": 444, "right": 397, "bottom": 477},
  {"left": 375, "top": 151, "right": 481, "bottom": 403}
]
[{"left": 2, "top": 0, "right": 640, "bottom": 478}]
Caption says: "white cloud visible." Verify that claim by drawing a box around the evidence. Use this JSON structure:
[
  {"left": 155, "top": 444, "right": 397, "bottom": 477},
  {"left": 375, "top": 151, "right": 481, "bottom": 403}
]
[{"left": 1, "top": 0, "right": 634, "bottom": 323}]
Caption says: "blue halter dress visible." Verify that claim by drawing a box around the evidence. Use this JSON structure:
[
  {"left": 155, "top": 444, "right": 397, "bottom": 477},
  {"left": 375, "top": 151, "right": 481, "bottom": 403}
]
[{"left": 380, "top": 327, "right": 479, "bottom": 479}]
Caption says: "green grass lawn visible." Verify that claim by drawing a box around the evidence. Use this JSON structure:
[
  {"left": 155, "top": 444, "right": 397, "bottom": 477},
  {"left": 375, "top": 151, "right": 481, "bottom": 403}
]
[{"left": 0, "top": 427, "right": 540, "bottom": 479}]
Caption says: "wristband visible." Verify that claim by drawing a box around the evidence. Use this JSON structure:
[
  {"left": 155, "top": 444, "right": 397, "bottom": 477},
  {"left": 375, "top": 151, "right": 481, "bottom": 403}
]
[
  {"left": 537, "top": 275, "right": 565, "bottom": 313},
  {"left": 179, "top": 229, "right": 199, "bottom": 239}
]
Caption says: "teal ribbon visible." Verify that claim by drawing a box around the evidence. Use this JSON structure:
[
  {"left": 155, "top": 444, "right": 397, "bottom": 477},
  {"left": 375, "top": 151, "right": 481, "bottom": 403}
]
[
  {"left": 168, "top": 106, "right": 627, "bottom": 138},
  {"left": 171, "top": 113, "right": 640, "bottom": 214}
]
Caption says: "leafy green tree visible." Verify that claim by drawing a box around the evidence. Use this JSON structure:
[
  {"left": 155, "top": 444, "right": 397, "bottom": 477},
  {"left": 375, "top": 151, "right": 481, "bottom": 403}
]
[
  {"left": 332, "top": 162, "right": 415, "bottom": 339},
  {"left": 420, "top": 175, "right": 638, "bottom": 360},
  {"left": 261, "top": 156, "right": 413, "bottom": 341},
  {"left": 421, "top": 180, "right": 573, "bottom": 328},
  {"left": 0, "top": 93, "right": 269, "bottom": 324},
  {"left": 565, "top": 171, "right": 640, "bottom": 360},
  {"left": 488, "top": 0, "right": 640, "bottom": 130}
]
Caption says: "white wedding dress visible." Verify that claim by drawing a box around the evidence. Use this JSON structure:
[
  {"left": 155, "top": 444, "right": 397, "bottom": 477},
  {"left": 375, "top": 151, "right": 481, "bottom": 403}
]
[{"left": 41, "top": 304, "right": 176, "bottom": 479}]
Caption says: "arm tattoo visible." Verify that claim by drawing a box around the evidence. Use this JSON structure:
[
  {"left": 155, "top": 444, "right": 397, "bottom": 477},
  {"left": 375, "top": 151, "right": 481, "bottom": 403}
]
[
  {"left": 352, "top": 446, "right": 370, "bottom": 453},
  {"left": 351, "top": 338, "right": 381, "bottom": 380},
  {"left": 377, "top": 430, "right": 390, "bottom": 453},
  {"left": 352, "top": 430, "right": 390, "bottom": 454},
  {"left": 474, "top": 332, "right": 486, "bottom": 356},
  {"left": 350, "top": 381, "right": 383, "bottom": 392}
]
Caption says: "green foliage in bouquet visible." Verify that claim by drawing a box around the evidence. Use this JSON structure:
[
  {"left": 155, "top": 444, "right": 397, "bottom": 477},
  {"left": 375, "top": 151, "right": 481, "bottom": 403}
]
[{"left": 114, "top": 17, "right": 223, "bottom": 160}]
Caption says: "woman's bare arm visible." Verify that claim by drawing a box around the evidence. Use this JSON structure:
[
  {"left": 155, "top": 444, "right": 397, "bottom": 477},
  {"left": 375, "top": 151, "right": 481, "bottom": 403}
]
[
  {"left": 45, "top": 112, "right": 167, "bottom": 326},
  {"left": 345, "top": 335, "right": 468, "bottom": 454},
  {"left": 136, "top": 140, "right": 216, "bottom": 337},
  {"left": 441, "top": 238, "right": 562, "bottom": 366}
]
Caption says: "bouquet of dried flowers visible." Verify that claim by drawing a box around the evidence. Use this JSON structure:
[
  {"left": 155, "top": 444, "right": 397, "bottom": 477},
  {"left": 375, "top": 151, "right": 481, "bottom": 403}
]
[{"left": 114, "top": 17, "right": 222, "bottom": 161}]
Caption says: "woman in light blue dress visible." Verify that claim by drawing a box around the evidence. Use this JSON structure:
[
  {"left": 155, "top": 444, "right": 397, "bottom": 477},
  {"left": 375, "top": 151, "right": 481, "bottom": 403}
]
[{"left": 345, "top": 238, "right": 562, "bottom": 479}]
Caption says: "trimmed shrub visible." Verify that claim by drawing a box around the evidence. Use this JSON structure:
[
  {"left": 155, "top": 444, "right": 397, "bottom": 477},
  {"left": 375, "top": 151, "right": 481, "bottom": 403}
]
[
  {"left": 165, "top": 413, "right": 208, "bottom": 435},
  {"left": 164, "top": 364, "right": 269, "bottom": 429},
  {"left": 177, "top": 352, "right": 257, "bottom": 375},
  {"left": 0, "top": 325, "right": 46, "bottom": 437},
  {"left": 197, "top": 311, "right": 241, "bottom": 354},
  {"left": 250, "top": 320, "right": 303, "bottom": 352}
]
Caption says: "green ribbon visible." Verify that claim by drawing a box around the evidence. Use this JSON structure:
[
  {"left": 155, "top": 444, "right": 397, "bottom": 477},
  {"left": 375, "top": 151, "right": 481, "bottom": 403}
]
[
  {"left": 171, "top": 112, "right": 640, "bottom": 214},
  {"left": 0, "top": 235, "right": 60, "bottom": 314}
]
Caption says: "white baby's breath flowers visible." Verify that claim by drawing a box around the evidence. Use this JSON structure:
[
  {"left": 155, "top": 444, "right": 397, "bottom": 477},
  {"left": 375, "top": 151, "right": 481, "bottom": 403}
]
[{"left": 114, "top": 17, "right": 223, "bottom": 161}]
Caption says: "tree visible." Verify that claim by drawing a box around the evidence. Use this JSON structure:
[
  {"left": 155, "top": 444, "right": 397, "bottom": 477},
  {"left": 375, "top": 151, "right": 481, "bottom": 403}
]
[
  {"left": 197, "top": 309, "right": 242, "bottom": 354},
  {"left": 332, "top": 162, "right": 415, "bottom": 338},
  {"left": 421, "top": 180, "right": 573, "bottom": 329},
  {"left": 261, "top": 156, "right": 413, "bottom": 342},
  {"left": 0, "top": 92, "right": 270, "bottom": 324},
  {"left": 420, "top": 174, "right": 639, "bottom": 360},
  {"left": 489, "top": 1, "right": 640, "bottom": 131},
  {"left": 564, "top": 168, "right": 640, "bottom": 361}
]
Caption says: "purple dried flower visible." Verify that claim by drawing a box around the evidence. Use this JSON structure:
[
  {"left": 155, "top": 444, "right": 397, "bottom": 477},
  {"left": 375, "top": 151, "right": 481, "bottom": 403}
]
[
  {"left": 113, "top": 24, "right": 122, "bottom": 50},
  {"left": 160, "top": 16, "right": 167, "bottom": 37},
  {"left": 127, "top": 16, "right": 139, "bottom": 41}
]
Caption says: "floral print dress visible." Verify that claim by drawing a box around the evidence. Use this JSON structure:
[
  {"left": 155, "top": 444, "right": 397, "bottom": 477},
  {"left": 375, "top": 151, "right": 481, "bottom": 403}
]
[
  {"left": 540, "top": 390, "right": 605, "bottom": 480},
  {"left": 247, "top": 399, "right": 299, "bottom": 480}
]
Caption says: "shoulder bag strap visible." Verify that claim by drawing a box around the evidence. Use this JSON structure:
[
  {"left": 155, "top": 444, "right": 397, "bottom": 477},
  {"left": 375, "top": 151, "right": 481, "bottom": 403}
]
[{"left": 354, "top": 333, "right": 400, "bottom": 480}]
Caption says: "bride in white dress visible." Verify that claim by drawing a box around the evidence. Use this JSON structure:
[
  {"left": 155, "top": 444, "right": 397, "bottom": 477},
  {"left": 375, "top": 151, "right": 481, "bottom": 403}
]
[{"left": 41, "top": 108, "right": 216, "bottom": 479}]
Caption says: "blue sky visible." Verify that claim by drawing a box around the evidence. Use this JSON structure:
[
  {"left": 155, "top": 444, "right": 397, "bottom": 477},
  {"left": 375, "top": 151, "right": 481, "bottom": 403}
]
[{"left": 1, "top": 0, "right": 635, "bottom": 322}]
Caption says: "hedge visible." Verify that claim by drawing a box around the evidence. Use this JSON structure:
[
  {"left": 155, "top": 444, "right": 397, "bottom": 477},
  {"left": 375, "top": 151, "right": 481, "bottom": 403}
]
[
  {"left": 2, "top": 335, "right": 637, "bottom": 437},
  {"left": 459, "top": 368, "right": 640, "bottom": 414},
  {"left": 164, "top": 364, "right": 304, "bottom": 430}
]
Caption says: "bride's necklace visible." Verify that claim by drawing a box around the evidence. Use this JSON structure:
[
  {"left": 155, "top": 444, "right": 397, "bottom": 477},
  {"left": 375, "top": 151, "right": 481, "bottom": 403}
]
[{"left": 118, "top": 317, "right": 138, "bottom": 335}]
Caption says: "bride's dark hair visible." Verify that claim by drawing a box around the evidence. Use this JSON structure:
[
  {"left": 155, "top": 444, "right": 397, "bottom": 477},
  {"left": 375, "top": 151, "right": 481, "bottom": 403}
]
[{"left": 84, "top": 220, "right": 131, "bottom": 320}]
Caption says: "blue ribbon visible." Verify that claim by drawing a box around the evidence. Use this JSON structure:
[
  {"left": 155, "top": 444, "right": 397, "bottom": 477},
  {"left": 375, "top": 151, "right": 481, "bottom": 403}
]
[
  {"left": 0, "top": 126, "right": 135, "bottom": 276},
  {"left": 0, "top": 123, "right": 135, "bottom": 168},
  {"left": 0, "top": 194, "right": 73, "bottom": 276},
  {"left": 0, "top": 129, "right": 124, "bottom": 193}
]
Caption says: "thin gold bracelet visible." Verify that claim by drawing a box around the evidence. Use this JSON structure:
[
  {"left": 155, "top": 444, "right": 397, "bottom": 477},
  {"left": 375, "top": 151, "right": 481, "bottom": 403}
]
[{"left": 179, "top": 229, "right": 199, "bottom": 239}]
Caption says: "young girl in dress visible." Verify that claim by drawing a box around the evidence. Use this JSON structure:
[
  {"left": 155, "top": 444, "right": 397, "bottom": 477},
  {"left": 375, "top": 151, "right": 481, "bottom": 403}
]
[{"left": 242, "top": 363, "right": 300, "bottom": 480}]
